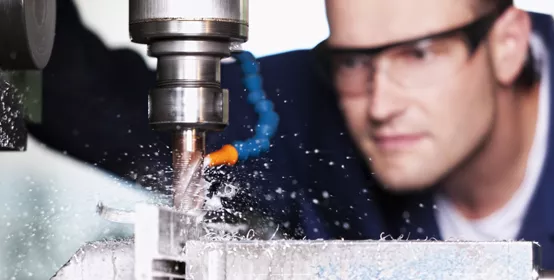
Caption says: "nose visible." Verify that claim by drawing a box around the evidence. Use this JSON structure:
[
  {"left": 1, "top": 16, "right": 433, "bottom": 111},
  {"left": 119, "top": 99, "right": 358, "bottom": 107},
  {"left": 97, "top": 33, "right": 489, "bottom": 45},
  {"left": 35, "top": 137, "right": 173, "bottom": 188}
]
[{"left": 368, "top": 73, "right": 406, "bottom": 124}]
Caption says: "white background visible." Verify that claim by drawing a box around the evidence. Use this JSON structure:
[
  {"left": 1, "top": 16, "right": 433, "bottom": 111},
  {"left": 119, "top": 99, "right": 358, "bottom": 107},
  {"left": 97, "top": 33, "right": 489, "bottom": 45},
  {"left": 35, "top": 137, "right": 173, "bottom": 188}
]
[
  {"left": 73, "top": 0, "right": 329, "bottom": 69},
  {"left": 72, "top": 0, "right": 554, "bottom": 69}
]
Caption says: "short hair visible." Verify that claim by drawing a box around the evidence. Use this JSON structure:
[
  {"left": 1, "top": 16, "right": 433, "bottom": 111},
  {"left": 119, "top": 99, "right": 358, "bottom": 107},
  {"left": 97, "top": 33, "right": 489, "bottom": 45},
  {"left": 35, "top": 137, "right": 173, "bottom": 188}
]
[{"left": 476, "top": 0, "right": 538, "bottom": 89}]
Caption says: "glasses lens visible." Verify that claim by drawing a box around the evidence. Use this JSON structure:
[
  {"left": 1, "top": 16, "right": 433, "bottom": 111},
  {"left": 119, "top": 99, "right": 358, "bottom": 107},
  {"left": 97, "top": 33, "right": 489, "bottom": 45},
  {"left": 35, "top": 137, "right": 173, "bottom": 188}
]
[
  {"left": 330, "top": 34, "right": 470, "bottom": 94},
  {"left": 385, "top": 35, "right": 470, "bottom": 87},
  {"left": 331, "top": 53, "right": 374, "bottom": 94}
]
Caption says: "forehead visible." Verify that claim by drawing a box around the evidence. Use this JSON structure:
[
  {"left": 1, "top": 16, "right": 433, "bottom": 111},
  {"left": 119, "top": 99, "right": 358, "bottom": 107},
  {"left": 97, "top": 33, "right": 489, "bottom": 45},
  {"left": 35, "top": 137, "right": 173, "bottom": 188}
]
[{"left": 326, "top": 0, "right": 476, "bottom": 47}]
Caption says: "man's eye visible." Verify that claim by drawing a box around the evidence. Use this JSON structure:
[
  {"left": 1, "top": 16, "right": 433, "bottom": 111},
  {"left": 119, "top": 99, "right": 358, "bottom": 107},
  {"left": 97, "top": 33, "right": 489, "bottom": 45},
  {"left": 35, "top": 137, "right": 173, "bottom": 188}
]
[
  {"left": 403, "top": 47, "right": 432, "bottom": 60},
  {"left": 335, "top": 55, "right": 366, "bottom": 68},
  {"left": 342, "top": 57, "right": 357, "bottom": 67}
]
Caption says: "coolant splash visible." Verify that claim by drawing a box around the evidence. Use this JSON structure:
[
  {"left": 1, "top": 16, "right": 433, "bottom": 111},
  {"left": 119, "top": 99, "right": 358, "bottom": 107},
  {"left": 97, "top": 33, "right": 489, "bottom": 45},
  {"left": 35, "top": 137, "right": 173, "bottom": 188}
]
[{"left": 0, "top": 72, "right": 26, "bottom": 150}]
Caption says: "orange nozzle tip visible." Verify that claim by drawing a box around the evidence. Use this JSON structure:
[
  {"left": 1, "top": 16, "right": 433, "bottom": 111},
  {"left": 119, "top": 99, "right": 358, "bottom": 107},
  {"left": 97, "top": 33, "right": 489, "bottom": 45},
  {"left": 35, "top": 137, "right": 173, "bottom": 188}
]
[{"left": 207, "top": 144, "right": 239, "bottom": 167}]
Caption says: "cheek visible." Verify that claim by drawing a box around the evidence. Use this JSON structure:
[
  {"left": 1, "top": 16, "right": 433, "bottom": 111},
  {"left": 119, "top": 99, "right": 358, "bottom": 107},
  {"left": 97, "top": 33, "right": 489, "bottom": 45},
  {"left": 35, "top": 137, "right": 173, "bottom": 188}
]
[
  {"left": 428, "top": 67, "right": 495, "bottom": 158},
  {"left": 339, "top": 96, "right": 369, "bottom": 134}
]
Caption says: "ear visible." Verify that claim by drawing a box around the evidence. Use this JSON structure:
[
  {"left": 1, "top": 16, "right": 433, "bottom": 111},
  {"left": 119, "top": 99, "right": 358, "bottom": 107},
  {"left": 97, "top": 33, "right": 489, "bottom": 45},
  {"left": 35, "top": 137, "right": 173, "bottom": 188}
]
[{"left": 488, "top": 8, "right": 532, "bottom": 87}]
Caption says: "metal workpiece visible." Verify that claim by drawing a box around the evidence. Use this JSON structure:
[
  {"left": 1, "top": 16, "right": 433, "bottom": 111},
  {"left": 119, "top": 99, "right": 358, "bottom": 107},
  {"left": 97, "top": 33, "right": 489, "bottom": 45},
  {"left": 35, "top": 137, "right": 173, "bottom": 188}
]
[
  {"left": 51, "top": 240, "right": 135, "bottom": 280},
  {"left": 183, "top": 240, "right": 542, "bottom": 280},
  {"left": 0, "top": 0, "right": 56, "bottom": 70},
  {"left": 134, "top": 204, "right": 204, "bottom": 280},
  {"left": 51, "top": 203, "right": 554, "bottom": 279},
  {"left": 129, "top": 0, "right": 248, "bottom": 43},
  {"left": 55, "top": 233, "right": 554, "bottom": 280}
]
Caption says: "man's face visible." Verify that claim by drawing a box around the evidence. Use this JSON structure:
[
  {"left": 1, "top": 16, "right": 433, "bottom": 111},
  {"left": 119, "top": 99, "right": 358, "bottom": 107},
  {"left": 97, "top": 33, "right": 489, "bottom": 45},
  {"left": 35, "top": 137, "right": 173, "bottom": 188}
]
[{"left": 326, "top": 0, "right": 498, "bottom": 190}]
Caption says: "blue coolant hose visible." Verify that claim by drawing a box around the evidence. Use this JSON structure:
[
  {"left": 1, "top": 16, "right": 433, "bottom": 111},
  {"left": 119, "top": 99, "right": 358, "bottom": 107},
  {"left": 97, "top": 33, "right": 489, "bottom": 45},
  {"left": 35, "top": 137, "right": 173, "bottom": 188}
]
[{"left": 206, "top": 51, "right": 279, "bottom": 167}]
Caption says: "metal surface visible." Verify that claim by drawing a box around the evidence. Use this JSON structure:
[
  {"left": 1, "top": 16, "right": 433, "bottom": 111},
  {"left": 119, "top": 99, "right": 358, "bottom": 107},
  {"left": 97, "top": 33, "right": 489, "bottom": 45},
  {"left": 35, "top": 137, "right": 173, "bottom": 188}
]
[
  {"left": 132, "top": 0, "right": 244, "bottom": 132},
  {"left": 54, "top": 233, "right": 552, "bottom": 280},
  {"left": 172, "top": 130, "right": 207, "bottom": 212},
  {"left": 129, "top": 0, "right": 247, "bottom": 23},
  {"left": 0, "top": 0, "right": 56, "bottom": 70},
  {"left": 51, "top": 240, "right": 135, "bottom": 280},
  {"left": 53, "top": 203, "right": 554, "bottom": 279},
  {"left": 129, "top": 0, "right": 247, "bottom": 214},
  {"left": 149, "top": 86, "right": 229, "bottom": 131},
  {"left": 134, "top": 204, "right": 203, "bottom": 280},
  {"left": 129, "top": 0, "right": 248, "bottom": 44},
  {"left": 184, "top": 240, "right": 542, "bottom": 280}
]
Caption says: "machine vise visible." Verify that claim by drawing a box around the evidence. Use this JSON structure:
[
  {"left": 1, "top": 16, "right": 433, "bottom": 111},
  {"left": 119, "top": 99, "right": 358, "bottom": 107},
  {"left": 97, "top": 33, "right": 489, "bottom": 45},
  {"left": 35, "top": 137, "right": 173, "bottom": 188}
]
[{"left": 52, "top": 203, "right": 554, "bottom": 280}]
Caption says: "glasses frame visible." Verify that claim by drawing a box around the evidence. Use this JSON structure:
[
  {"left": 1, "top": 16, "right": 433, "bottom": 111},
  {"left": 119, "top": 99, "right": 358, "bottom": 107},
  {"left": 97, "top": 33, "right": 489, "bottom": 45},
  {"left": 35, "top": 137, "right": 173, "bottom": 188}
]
[{"left": 314, "top": 7, "right": 510, "bottom": 88}]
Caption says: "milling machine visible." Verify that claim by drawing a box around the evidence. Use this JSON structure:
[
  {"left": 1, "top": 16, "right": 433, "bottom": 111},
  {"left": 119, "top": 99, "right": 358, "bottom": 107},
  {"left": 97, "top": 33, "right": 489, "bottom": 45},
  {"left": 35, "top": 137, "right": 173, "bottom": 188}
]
[
  {"left": 0, "top": 0, "right": 55, "bottom": 150},
  {"left": 3, "top": 0, "right": 554, "bottom": 279},
  {"left": 127, "top": 0, "right": 279, "bottom": 215}
]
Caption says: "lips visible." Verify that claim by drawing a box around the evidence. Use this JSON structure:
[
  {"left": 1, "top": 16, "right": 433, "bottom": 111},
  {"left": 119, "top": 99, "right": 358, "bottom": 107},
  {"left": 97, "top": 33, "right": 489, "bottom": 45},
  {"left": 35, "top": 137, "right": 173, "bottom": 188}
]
[{"left": 372, "top": 133, "right": 426, "bottom": 150}]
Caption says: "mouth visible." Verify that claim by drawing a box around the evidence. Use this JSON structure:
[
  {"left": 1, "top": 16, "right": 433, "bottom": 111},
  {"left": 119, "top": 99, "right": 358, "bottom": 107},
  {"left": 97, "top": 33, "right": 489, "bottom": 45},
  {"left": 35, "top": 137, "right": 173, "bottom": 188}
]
[{"left": 372, "top": 133, "right": 426, "bottom": 150}]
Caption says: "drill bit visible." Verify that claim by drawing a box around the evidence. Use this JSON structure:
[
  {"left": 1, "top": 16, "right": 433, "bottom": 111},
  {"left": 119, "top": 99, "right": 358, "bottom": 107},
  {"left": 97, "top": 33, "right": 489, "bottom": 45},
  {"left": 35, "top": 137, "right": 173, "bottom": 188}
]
[{"left": 172, "top": 129, "right": 207, "bottom": 215}]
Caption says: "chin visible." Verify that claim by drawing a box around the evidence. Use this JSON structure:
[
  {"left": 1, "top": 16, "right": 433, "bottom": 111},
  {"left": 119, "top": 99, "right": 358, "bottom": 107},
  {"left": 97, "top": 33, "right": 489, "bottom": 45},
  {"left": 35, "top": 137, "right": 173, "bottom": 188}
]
[
  {"left": 372, "top": 167, "right": 439, "bottom": 193},
  {"left": 364, "top": 142, "right": 442, "bottom": 192}
]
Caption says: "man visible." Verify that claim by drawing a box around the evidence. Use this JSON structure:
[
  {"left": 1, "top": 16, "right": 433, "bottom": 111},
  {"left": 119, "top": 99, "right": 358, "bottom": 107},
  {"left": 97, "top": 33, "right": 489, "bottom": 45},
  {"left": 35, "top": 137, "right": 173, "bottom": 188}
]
[
  {"left": 324, "top": 0, "right": 544, "bottom": 239},
  {"left": 321, "top": 0, "right": 554, "bottom": 267},
  {"left": 31, "top": 0, "right": 554, "bottom": 271}
]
